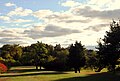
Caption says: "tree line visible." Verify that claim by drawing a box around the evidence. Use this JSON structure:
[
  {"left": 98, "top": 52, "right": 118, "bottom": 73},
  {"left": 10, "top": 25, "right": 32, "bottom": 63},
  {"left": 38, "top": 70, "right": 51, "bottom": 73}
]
[{"left": 0, "top": 20, "right": 120, "bottom": 73}]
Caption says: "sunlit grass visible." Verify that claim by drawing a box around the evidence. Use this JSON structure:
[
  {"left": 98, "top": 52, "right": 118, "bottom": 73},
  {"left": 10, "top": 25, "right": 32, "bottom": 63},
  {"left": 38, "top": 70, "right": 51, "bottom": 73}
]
[{"left": 0, "top": 66, "right": 119, "bottom": 81}]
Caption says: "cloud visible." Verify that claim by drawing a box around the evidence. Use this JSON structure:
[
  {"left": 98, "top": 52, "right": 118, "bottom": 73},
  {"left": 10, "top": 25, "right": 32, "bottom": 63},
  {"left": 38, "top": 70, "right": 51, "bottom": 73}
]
[
  {"left": 45, "top": 13, "right": 71, "bottom": 20},
  {"left": 24, "top": 24, "right": 81, "bottom": 39},
  {"left": 37, "top": 10, "right": 91, "bottom": 25},
  {"left": 72, "top": 6, "right": 120, "bottom": 19},
  {"left": 33, "top": 10, "right": 53, "bottom": 19},
  {"left": 0, "top": 28, "right": 25, "bottom": 38},
  {"left": 11, "top": 19, "right": 33, "bottom": 23},
  {"left": 84, "top": 24, "right": 109, "bottom": 32},
  {"left": 7, "top": 7, "right": 33, "bottom": 16},
  {"left": 32, "top": 8, "right": 91, "bottom": 28},
  {"left": 61, "top": 0, "right": 80, "bottom": 7},
  {"left": 60, "top": 18, "right": 91, "bottom": 23},
  {"left": 0, "top": 37, "right": 32, "bottom": 45},
  {"left": 0, "top": 28, "right": 34, "bottom": 46},
  {"left": 5, "top": 2, "right": 16, "bottom": 7},
  {"left": 44, "top": 12, "right": 73, "bottom": 23},
  {"left": 88, "top": 0, "right": 120, "bottom": 10},
  {"left": 0, "top": 16, "right": 10, "bottom": 21}
]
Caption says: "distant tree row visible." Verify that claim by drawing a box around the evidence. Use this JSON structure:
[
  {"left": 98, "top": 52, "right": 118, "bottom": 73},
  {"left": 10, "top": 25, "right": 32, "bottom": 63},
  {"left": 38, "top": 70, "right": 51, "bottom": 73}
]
[
  {"left": 0, "top": 41, "right": 97, "bottom": 73},
  {"left": 0, "top": 20, "right": 120, "bottom": 73}
]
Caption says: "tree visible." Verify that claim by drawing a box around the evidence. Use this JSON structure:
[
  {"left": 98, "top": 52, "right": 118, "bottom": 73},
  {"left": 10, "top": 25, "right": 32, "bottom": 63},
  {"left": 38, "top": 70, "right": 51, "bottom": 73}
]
[
  {"left": 96, "top": 20, "right": 120, "bottom": 72},
  {"left": 0, "top": 62, "right": 8, "bottom": 73},
  {"left": 19, "top": 46, "right": 35, "bottom": 66},
  {"left": 30, "top": 42, "right": 48, "bottom": 70},
  {"left": 0, "top": 44, "right": 22, "bottom": 67},
  {"left": 43, "top": 44, "right": 69, "bottom": 71},
  {"left": 68, "top": 41, "right": 86, "bottom": 73},
  {"left": 85, "top": 49, "right": 97, "bottom": 70}
]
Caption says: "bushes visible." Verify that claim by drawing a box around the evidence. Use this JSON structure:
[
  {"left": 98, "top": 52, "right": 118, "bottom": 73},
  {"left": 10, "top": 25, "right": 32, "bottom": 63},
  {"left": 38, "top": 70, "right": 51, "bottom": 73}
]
[{"left": 0, "top": 62, "right": 8, "bottom": 73}]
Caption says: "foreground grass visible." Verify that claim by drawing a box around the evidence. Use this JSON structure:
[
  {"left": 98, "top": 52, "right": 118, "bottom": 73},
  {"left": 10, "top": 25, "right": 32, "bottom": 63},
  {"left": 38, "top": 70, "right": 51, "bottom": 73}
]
[{"left": 0, "top": 66, "right": 120, "bottom": 81}]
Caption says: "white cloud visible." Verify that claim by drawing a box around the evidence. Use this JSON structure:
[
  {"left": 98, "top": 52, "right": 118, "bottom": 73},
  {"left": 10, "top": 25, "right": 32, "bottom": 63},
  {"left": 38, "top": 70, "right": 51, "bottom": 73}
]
[
  {"left": 35, "top": 9, "right": 91, "bottom": 29},
  {"left": 88, "top": 0, "right": 120, "bottom": 10},
  {"left": 33, "top": 10, "right": 53, "bottom": 19},
  {"left": 0, "top": 28, "right": 34, "bottom": 46},
  {"left": 5, "top": 2, "right": 16, "bottom": 7},
  {"left": 0, "top": 16, "right": 10, "bottom": 21},
  {"left": 61, "top": 0, "right": 80, "bottom": 7},
  {"left": 7, "top": 7, "right": 33, "bottom": 16},
  {"left": 12, "top": 19, "right": 33, "bottom": 23}
]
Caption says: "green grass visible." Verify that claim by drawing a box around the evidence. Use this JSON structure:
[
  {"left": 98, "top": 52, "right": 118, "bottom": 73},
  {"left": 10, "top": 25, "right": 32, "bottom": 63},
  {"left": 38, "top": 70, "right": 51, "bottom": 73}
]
[{"left": 0, "top": 66, "right": 120, "bottom": 81}]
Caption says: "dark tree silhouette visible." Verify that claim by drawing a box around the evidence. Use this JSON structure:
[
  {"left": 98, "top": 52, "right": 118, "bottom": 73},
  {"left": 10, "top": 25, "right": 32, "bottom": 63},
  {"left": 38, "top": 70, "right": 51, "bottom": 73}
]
[
  {"left": 68, "top": 41, "right": 86, "bottom": 73},
  {"left": 96, "top": 20, "right": 120, "bottom": 72}
]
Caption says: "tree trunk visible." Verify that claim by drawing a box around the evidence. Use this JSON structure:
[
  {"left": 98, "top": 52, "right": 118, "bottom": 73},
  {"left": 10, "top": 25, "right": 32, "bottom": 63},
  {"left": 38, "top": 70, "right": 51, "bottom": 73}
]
[
  {"left": 36, "top": 65, "right": 38, "bottom": 70},
  {"left": 40, "top": 65, "right": 42, "bottom": 70},
  {"left": 112, "top": 64, "right": 116, "bottom": 73},
  {"left": 78, "top": 68, "right": 80, "bottom": 73},
  {"left": 75, "top": 68, "right": 77, "bottom": 73},
  {"left": 95, "top": 66, "right": 104, "bottom": 72}
]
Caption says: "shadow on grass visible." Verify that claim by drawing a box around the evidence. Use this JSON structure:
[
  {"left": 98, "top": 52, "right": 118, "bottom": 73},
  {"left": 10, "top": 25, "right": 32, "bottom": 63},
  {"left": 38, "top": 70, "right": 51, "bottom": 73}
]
[
  {"left": 0, "top": 66, "right": 68, "bottom": 77},
  {"left": 7, "top": 69, "right": 41, "bottom": 73},
  {"left": 7, "top": 67, "right": 67, "bottom": 73},
  {"left": 0, "top": 71, "right": 67, "bottom": 77},
  {"left": 54, "top": 72, "right": 120, "bottom": 81}
]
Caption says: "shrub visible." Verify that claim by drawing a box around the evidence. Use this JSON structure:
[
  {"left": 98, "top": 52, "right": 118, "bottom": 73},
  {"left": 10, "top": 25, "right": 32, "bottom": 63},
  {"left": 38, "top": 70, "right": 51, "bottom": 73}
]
[{"left": 0, "top": 62, "right": 8, "bottom": 73}]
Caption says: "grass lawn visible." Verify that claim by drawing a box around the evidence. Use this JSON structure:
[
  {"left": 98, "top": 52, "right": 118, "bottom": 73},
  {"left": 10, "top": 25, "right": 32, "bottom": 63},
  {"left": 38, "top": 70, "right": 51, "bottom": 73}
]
[{"left": 0, "top": 66, "right": 120, "bottom": 81}]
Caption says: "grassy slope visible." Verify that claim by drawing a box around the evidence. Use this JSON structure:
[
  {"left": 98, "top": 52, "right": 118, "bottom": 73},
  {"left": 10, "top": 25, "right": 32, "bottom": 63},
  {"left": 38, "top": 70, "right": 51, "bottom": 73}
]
[{"left": 0, "top": 66, "right": 120, "bottom": 81}]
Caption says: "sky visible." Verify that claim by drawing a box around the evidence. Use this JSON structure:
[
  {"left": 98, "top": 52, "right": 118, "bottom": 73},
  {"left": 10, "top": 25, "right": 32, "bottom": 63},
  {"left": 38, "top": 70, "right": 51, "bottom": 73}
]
[{"left": 0, "top": 0, "right": 120, "bottom": 49}]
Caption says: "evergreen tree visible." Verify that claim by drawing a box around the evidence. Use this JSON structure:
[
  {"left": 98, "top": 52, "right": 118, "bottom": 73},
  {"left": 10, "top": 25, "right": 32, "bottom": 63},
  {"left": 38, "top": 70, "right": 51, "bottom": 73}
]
[
  {"left": 68, "top": 41, "right": 86, "bottom": 73},
  {"left": 96, "top": 20, "right": 120, "bottom": 72}
]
